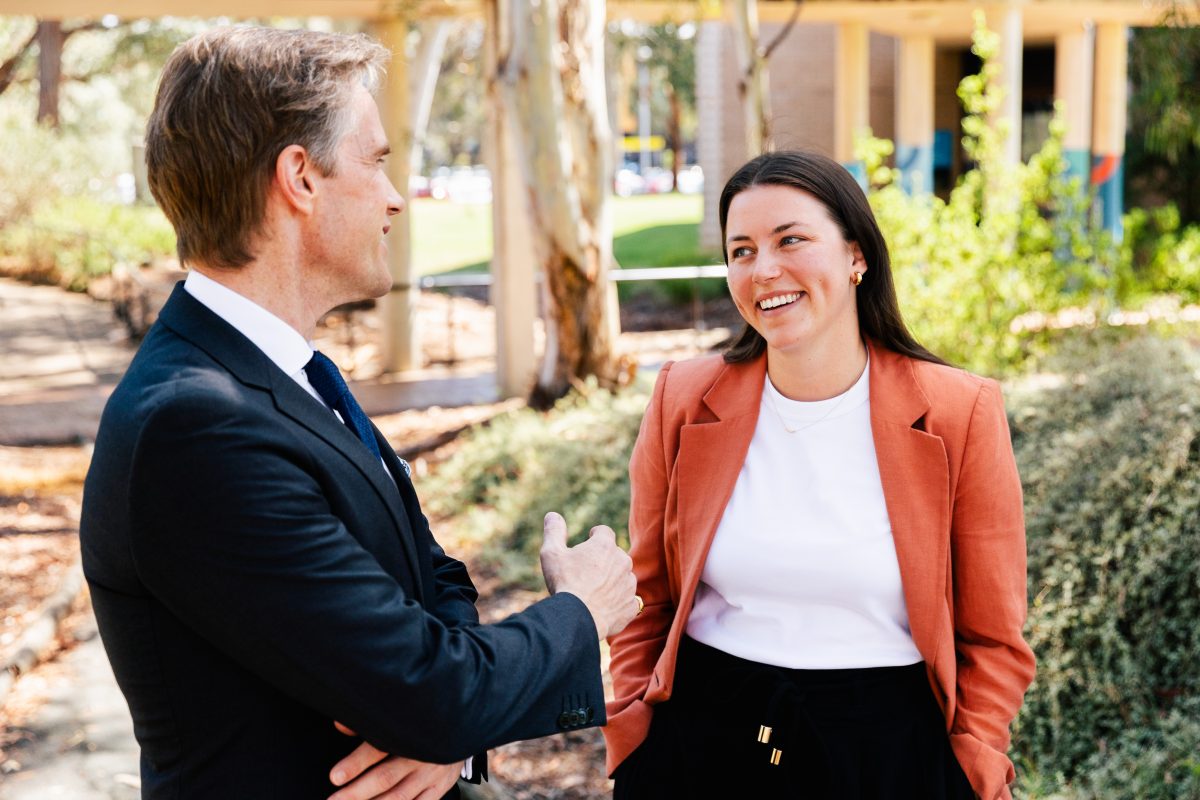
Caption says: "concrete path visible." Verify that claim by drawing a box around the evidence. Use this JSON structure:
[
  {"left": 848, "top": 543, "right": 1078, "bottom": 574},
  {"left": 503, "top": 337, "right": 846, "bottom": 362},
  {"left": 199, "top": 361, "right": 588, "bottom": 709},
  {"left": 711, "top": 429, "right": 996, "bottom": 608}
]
[
  {"left": 0, "top": 617, "right": 140, "bottom": 800},
  {"left": 0, "top": 278, "right": 500, "bottom": 447},
  {"left": 0, "top": 280, "right": 136, "bottom": 447}
]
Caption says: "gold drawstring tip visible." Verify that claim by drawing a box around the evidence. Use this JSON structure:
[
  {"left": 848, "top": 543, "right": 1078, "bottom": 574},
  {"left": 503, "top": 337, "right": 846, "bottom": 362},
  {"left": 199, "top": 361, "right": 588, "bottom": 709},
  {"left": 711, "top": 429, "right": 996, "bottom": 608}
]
[
  {"left": 757, "top": 725, "right": 772, "bottom": 744},
  {"left": 769, "top": 748, "right": 782, "bottom": 766}
]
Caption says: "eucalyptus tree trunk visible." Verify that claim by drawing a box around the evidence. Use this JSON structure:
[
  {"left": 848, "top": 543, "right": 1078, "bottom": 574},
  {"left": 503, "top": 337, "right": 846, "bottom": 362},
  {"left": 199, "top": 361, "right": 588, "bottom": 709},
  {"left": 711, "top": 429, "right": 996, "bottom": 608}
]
[
  {"left": 498, "top": 0, "right": 622, "bottom": 408},
  {"left": 732, "top": 0, "right": 771, "bottom": 156},
  {"left": 36, "top": 20, "right": 63, "bottom": 127}
]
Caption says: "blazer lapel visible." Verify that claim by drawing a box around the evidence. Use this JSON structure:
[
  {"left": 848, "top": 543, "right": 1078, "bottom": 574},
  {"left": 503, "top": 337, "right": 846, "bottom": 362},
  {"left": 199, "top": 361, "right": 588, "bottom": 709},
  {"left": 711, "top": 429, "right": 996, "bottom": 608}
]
[
  {"left": 378, "top": 438, "right": 434, "bottom": 605},
  {"left": 676, "top": 357, "right": 765, "bottom": 599},
  {"left": 867, "top": 341, "right": 950, "bottom": 662},
  {"left": 157, "top": 285, "right": 424, "bottom": 586},
  {"left": 268, "top": 377, "right": 424, "bottom": 584}
]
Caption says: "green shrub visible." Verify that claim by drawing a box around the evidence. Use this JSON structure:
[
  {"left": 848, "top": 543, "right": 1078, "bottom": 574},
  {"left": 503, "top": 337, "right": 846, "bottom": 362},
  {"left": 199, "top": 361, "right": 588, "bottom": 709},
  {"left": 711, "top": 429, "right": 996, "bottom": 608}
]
[
  {"left": 0, "top": 105, "right": 176, "bottom": 290},
  {"left": 1073, "top": 696, "right": 1200, "bottom": 799},
  {"left": 1011, "top": 333, "right": 1200, "bottom": 796},
  {"left": 861, "top": 13, "right": 1200, "bottom": 377},
  {"left": 1118, "top": 205, "right": 1200, "bottom": 305},
  {"left": 0, "top": 108, "right": 96, "bottom": 229},
  {"left": 423, "top": 379, "right": 648, "bottom": 587},
  {"left": 863, "top": 13, "right": 1111, "bottom": 376},
  {"left": 0, "top": 196, "right": 176, "bottom": 290}
]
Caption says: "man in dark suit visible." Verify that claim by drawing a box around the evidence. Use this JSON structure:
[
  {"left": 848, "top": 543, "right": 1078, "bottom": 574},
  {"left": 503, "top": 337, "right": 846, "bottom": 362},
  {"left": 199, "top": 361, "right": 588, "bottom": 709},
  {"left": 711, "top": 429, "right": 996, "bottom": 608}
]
[{"left": 79, "top": 26, "right": 639, "bottom": 800}]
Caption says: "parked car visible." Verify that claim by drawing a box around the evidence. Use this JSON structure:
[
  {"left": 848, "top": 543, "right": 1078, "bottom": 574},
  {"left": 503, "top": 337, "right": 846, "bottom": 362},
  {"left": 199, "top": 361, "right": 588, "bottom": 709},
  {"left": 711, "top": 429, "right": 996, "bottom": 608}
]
[
  {"left": 675, "top": 165, "right": 704, "bottom": 195},
  {"left": 409, "top": 174, "right": 431, "bottom": 198},
  {"left": 641, "top": 167, "right": 675, "bottom": 194},
  {"left": 614, "top": 167, "right": 645, "bottom": 197},
  {"left": 428, "top": 166, "right": 492, "bottom": 204}
]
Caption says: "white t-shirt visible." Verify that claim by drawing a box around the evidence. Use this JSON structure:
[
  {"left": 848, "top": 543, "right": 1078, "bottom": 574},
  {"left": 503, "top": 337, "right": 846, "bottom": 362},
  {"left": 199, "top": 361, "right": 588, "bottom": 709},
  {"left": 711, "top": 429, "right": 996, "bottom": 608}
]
[{"left": 686, "top": 360, "right": 923, "bottom": 669}]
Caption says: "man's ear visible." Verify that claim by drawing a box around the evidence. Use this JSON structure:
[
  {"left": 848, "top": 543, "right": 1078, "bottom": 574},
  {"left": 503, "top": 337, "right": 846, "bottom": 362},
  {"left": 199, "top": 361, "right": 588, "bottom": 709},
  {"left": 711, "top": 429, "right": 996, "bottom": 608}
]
[{"left": 274, "top": 144, "right": 317, "bottom": 215}]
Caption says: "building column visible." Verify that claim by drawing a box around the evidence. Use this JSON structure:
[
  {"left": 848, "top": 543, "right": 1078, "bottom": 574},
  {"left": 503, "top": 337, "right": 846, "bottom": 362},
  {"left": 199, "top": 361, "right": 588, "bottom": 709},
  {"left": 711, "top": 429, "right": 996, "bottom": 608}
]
[
  {"left": 372, "top": 17, "right": 418, "bottom": 374},
  {"left": 1092, "top": 21, "right": 1128, "bottom": 238},
  {"left": 895, "top": 35, "right": 934, "bottom": 194},
  {"left": 483, "top": 0, "right": 539, "bottom": 398},
  {"left": 835, "top": 21, "right": 870, "bottom": 186},
  {"left": 1054, "top": 24, "right": 1094, "bottom": 186},
  {"left": 992, "top": 4, "right": 1023, "bottom": 165}
]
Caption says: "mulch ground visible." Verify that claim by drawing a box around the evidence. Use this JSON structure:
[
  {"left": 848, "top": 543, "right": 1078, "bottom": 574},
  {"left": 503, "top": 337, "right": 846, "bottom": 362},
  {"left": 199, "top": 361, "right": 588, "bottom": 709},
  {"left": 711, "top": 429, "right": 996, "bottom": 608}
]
[
  {"left": 0, "top": 446, "right": 88, "bottom": 668},
  {"left": 0, "top": 445, "right": 93, "bottom": 771}
]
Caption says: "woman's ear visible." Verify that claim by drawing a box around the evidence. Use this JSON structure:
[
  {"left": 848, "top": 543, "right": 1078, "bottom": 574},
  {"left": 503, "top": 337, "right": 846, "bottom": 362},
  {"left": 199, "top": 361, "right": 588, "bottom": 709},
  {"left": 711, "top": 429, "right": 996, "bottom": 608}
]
[
  {"left": 849, "top": 242, "right": 867, "bottom": 274},
  {"left": 274, "top": 144, "right": 317, "bottom": 215}
]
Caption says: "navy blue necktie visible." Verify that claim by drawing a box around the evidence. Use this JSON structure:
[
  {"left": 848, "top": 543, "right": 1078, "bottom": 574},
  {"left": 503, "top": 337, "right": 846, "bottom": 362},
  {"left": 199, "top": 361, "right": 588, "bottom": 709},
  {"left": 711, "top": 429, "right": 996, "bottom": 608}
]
[{"left": 304, "top": 350, "right": 382, "bottom": 460}]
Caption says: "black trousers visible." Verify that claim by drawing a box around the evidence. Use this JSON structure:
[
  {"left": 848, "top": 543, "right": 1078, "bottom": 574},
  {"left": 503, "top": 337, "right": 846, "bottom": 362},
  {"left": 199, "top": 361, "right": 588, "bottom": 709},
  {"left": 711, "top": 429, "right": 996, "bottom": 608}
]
[{"left": 613, "top": 637, "right": 976, "bottom": 800}]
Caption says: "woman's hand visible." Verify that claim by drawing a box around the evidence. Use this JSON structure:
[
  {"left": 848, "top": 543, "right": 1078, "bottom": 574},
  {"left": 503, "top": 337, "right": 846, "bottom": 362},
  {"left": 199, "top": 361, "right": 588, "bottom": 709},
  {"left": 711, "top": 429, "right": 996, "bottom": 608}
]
[{"left": 328, "top": 722, "right": 461, "bottom": 800}]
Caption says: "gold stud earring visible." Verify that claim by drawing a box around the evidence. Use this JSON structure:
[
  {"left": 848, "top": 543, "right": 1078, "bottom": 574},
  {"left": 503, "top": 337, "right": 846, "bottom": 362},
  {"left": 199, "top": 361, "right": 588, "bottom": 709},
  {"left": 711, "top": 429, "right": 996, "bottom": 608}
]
[{"left": 851, "top": 272, "right": 863, "bottom": 286}]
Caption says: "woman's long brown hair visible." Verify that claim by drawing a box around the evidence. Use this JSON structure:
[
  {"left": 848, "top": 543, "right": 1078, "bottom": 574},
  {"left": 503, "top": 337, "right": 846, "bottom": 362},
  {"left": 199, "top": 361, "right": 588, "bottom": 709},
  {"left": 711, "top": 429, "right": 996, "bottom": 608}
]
[{"left": 719, "top": 150, "right": 947, "bottom": 367}]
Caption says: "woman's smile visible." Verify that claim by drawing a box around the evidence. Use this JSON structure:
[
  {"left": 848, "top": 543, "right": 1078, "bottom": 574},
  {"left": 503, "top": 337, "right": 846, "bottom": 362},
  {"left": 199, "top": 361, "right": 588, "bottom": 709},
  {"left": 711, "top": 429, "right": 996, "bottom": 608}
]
[{"left": 757, "top": 291, "right": 806, "bottom": 311}]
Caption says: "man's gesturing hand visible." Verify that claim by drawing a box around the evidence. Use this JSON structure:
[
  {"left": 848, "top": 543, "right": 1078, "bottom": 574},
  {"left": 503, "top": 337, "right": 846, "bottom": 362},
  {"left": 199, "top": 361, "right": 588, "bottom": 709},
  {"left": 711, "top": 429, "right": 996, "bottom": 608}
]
[{"left": 539, "top": 511, "right": 638, "bottom": 640}]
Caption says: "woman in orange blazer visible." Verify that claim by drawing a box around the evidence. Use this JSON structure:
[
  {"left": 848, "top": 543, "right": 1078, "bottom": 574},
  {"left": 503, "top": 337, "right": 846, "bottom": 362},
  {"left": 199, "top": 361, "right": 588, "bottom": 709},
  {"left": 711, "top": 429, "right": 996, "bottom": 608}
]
[{"left": 605, "top": 151, "right": 1035, "bottom": 800}]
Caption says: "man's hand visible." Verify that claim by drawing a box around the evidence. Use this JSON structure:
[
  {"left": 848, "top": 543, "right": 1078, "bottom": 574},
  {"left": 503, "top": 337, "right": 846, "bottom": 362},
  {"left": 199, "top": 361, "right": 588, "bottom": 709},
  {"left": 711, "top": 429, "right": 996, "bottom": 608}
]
[
  {"left": 540, "top": 511, "right": 639, "bottom": 639},
  {"left": 328, "top": 723, "right": 461, "bottom": 800}
]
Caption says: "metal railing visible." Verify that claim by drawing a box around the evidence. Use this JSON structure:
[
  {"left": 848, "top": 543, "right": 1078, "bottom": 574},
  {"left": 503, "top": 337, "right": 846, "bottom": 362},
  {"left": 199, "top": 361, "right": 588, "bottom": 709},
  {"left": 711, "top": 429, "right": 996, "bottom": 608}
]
[
  {"left": 399, "top": 265, "right": 730, "bottom": 356},
  {"left": 407, "top": 263, "right": 729, "bottom": 290},
  {"left": 404, "top": 264, "right": 731, "bottom": 366}
]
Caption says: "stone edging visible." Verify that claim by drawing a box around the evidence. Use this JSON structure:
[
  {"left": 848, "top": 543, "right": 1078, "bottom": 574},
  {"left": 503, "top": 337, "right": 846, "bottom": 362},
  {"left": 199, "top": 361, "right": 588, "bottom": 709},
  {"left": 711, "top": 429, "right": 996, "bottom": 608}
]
[{"left": 0, "top": 559, "right": 85, "bottom": 710}]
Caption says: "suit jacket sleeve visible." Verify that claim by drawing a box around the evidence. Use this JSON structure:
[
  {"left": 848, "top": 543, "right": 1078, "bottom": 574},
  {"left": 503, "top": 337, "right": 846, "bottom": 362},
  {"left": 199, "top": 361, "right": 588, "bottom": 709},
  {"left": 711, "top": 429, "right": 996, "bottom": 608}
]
[
  {"left": 427, "top": 539, "right": 480, "bottom": 627},
  {"left": 948, "top": 379, "right": 1037, "bottom": 800},
  {"left": 604, "top": 362, "right": 676, "bottom": 774},
  {"left": 127, "top": 386, "right": 604, "bottom": 765}
]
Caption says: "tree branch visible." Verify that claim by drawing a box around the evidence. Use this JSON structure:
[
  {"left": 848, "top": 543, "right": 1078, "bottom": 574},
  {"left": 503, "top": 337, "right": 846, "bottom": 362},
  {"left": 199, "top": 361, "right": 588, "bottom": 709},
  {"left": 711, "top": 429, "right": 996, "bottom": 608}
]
[
  {"left": 762, "top": 0, "right": 803, "bottom": 61},
  {"left": 0, "top": 28, "right": 38, "bottom": 96},
  {"left": 1, "top": 20, "right": 114, "bottom": 98},
  {"left": 61, "top": 20, "right": 106, "bottom": 42}
]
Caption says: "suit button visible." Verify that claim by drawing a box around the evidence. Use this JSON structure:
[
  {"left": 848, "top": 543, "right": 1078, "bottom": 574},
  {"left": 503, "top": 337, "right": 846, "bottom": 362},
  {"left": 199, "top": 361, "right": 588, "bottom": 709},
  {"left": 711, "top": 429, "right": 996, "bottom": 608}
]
[
  {"left": 586, "top": 706, "right": 595, "bottom": 723},
  {"left": 571, "top": 711, "right": 582, "bottom": 726},
  {"left": 557, "top": 712, "right": 570, "bottom": 729}
]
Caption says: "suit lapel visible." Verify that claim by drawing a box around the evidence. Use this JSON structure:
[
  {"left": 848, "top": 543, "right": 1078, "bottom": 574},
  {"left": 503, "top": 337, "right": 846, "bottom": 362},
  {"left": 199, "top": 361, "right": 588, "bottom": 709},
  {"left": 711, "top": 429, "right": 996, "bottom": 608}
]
[
  {"left": 676, "top": 358, "right": 765, "bottom": 595},
  {"left": 867, "top": 341, "right": 950, "bottom": 662},
  {"left": 378, "top": 438, "right": 434, "bottom": 605},
  {"left": 268, "top": 377, "right": 424, "bottom": 585},
  {"left": 157, "top": 285, "right": 424, "bottom": 587}
]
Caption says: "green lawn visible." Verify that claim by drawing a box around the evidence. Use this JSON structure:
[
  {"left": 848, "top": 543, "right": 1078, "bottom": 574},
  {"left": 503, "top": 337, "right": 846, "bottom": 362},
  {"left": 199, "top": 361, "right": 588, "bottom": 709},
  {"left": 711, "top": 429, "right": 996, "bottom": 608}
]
[
  {"left": 410, "top": 199, "right": 494, "bottom": 276},
  {"left": 409, "top": 193, "right": 721, "bottom": 276}
]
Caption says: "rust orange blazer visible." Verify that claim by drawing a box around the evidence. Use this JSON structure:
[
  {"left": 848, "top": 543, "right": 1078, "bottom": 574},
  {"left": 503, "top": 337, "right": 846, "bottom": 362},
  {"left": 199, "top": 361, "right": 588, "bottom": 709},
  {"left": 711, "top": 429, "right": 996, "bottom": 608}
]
[{"left": 604, "top": 341, "right": 1036, "bottom": 800}]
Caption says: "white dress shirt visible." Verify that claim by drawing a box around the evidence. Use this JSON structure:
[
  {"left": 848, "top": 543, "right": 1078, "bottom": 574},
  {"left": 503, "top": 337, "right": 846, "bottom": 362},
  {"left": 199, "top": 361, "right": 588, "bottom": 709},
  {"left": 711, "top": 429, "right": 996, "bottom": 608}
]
[{"left": 183, "top": 269, "right": 329, "bottom": 405}]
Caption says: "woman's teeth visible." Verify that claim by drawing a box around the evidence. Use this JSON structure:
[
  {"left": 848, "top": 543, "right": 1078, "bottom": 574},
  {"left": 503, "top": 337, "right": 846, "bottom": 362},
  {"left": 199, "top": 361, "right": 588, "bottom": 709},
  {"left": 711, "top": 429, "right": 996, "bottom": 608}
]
[{"left": 758, "top": 292, "right": 801, "bottom": 310}]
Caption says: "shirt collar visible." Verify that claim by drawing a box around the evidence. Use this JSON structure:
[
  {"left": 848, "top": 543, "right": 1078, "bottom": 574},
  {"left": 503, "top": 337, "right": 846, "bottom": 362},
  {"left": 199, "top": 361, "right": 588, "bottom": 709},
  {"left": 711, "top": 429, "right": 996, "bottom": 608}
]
[
  {"left": 764, "top": 353, "right": 871, "bottom": 423},
  {"left": 183, "top": 269, "right": 313, "bottom": 377}
]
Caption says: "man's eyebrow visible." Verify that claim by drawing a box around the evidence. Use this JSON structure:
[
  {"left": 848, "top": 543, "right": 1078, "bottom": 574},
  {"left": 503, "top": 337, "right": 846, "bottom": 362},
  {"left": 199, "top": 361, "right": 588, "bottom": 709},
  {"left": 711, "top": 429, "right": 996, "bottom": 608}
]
[{"left": 373, "top": 144, "right": 392, "bottom": 158}]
